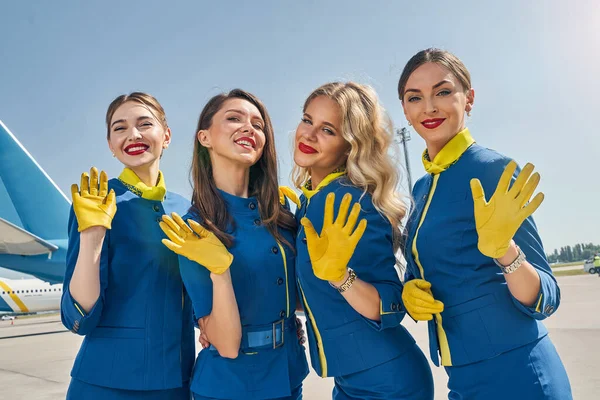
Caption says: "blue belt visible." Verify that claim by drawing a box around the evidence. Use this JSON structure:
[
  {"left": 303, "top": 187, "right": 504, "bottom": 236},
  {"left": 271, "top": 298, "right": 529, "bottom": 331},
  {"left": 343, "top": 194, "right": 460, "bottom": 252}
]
[{"left": 209, "top": 316, "right": 296, "bottom": 352}]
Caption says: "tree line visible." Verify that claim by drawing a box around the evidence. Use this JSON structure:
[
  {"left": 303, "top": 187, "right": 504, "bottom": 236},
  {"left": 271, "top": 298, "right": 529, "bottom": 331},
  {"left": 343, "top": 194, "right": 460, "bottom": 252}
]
[{"left": 546, "top": 243, "right": 600, "bottom": 264}]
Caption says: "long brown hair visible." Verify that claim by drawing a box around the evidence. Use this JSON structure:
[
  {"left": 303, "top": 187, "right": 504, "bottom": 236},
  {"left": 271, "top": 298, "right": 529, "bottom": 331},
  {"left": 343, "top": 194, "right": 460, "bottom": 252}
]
[{"left": 191, "top": 89, "right": 296, "bottom": 250}]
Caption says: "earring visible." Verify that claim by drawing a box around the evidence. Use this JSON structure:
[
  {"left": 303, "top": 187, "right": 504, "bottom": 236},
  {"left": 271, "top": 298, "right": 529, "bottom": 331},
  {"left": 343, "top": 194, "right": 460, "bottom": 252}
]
[
  {"left": 407, "top": 121, "right": 412, "bottom": 126},
  {"left": 467, "top": 111, "right": 472, "bottom": 117},
  {"left": 112, "top": 153, "right": 116, "bottom": 157}
]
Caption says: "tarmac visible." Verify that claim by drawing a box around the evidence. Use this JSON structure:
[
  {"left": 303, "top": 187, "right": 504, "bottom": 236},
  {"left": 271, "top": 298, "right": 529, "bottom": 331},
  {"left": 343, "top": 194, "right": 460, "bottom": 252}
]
[{"left": 1, "top": 274, "right": 598, "bottom": 399}]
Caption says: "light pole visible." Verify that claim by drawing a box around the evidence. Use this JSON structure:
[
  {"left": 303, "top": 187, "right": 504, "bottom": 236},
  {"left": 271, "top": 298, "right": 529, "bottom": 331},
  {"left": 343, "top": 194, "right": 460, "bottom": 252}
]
[{"left": 396, "top": 127, "right": 413, "bottom": 190}]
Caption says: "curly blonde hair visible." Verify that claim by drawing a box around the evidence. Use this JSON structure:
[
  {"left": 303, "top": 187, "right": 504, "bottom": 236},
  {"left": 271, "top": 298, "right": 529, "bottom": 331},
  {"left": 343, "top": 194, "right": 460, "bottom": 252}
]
[{"left": 292, "top": 82, "right": 407, "bottom": 246}]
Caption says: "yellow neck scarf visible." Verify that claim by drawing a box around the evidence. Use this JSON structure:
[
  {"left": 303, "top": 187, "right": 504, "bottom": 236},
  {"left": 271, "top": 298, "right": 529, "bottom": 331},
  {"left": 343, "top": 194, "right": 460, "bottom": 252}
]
[
  {"left": 422, "top": 128, "right": 475, "bottom": 175},
  {"left": 301, "top": 167, "right": 347, "bottom": 200},
  {"left": 118, "top": 168, "right": 167, "bottom": 201}
]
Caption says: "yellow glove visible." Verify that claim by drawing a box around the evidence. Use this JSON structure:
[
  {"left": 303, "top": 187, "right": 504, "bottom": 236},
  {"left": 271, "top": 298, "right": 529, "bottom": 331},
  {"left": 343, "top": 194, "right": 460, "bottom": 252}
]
[
  {"left": 402, "top": 279, "right": 444, "bottom": 321},
  {"left": 71, "top": 167, "right": 116, "bottom": 232},
  {"left": 159, "top": 212, "right": 233, "bottom": 274},
  {"left": 470, "top": 161, "right": 544, "bottom": 258},
  {"left": 279, "top": 186, "right": 301, "bottom": 208},
  {"left": 301, "top": 193, "right": 367, "bottom": 282}
]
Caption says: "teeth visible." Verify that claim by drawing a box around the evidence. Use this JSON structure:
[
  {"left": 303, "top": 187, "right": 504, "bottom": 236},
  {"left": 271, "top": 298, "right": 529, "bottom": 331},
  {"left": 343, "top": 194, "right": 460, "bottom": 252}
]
[
  {"left": 236, "top": 140, "right": 253, "bottom": 147},
  {"left": 126, "top": 146, "right": 147, "bottom": 152}
]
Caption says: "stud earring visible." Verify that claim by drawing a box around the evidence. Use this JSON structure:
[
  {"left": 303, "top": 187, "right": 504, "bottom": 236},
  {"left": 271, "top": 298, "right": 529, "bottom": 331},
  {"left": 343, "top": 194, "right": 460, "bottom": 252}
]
[
  {"left": 112, "top": 153, "right": 116, "bottom": 157},
  {"left": 467, "top": 111, "right": 472, "bottom": 117},
  {"left": 407, "top": 121, "right": 412, "bottom": 126}
]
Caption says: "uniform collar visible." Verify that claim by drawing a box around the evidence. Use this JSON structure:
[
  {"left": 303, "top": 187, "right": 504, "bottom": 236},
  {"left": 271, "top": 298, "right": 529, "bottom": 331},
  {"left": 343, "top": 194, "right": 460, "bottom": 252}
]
[
  {"left": 422, "top": 128, "right": 475, "bottom": 175},
  {"left": 118, "top": 168, "right": 167, "bottom": 201},
  {"left": 218, "top": 189, "right": 258, "bottom": 214},
  {"left": 301, "top": 167, "right": 347, "bottom": 200}
]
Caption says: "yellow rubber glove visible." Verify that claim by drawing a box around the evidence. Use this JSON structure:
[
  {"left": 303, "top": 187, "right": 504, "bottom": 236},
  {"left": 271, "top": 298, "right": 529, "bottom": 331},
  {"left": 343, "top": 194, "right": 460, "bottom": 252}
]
[
  {"left": 71, "top": 167, "right": 116, "bottom": 232},
  {"left": 301, "top": 193, "right": 367, "bottom": 282},
  {"left": 159, "top": 212, "right": 233, "bottom": 274},
  {"left": 279, "top": 186, "right": 301, "bottom": 208},
  {"left": 402, "top": 279, "right": 444, "bottom": 321},
  {"left": 470, "top": 161, "right": 545, "bottom": 258}
]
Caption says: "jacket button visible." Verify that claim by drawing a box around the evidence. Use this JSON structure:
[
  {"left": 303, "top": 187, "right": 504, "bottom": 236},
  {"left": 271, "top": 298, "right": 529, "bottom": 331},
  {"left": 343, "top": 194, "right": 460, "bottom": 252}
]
[
  {"left": 156, "top": 217, "right": 162, "bottom": 223},
  {"left": 277, "top": 277, "right": 284, "bottom": 285},
  {"left": 249, "top": 202, "right": 256, "bottom": 210},
  {"left": 302, "top": 237, "right": 307, "bottom": 244},
  {"left": 271, "top": 246, "right": 279, "bottom": 254},
  {"left": 153, "top": 204, "right": 160, "bottom": 212},
  {"left": 254, "top": 219, "right": 261, "bottom": 226},
  {"left": 391, "top": 303, "right": 397, "bottom": 311},
  {"left": 279, "top": 310, "right": 286, "bottom": 318}
]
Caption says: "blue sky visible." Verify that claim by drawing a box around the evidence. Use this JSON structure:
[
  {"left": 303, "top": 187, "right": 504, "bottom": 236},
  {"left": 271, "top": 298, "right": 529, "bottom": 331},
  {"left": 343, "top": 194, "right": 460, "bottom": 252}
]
[{"left": 1, "top": 0, "right": 598, "bottom": 254}]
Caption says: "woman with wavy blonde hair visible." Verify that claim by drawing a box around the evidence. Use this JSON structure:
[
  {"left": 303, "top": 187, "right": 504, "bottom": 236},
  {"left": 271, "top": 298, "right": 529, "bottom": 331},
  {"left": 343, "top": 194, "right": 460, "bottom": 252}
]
[{"left": 289, "top": 81, "right": 434, "bottom": 399}]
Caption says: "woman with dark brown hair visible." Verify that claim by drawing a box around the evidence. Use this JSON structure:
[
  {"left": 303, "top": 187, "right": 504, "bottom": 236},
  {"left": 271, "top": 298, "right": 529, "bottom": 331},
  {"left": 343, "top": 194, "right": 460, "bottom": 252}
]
[
  {"left": 159, "top": 89, "right": 309, "bottom": 399},
  {"left": 399, "top": 48, "right": 572, "bottom": 399}
]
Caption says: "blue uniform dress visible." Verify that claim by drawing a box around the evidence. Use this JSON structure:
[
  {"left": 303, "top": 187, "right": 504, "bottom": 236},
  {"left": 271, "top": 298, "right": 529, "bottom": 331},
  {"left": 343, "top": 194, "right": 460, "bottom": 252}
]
[
  {"left": 180, "top": 190, "right": 309, "bottom": 400},
  {"left": 295, "top": 173, "right": 434, "bottom": 400},
  {"left": 404, "top": 129, "right": 572, "bottom": 400},
  {"left": 61, "top": 171, "right": 195, "bottom": 400}
]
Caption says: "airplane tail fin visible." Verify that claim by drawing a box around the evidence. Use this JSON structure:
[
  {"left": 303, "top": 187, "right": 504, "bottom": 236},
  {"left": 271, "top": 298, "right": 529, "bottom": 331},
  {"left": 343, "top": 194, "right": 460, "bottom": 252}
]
[{"left": 0, "top": 120, "right": 70, "bottom": 240}]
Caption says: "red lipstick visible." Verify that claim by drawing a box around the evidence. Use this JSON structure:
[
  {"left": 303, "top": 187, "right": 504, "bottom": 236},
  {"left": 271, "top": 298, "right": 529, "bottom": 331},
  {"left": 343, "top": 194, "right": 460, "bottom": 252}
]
[
  {"left": 298, "top": 143, "right": 317, "bottom": 154},
  {"left": 124, "top": 143, "right": 149, "bottom": 155},
  {"left": 421, "top": 118, "right": 446, "bottom": 129}
]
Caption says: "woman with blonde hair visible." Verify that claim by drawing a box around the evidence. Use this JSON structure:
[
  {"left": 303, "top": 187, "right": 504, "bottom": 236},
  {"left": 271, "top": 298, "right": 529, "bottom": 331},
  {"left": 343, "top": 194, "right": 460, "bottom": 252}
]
[{"left": 289, "top": 82, "right": 434, "bottom": 399}]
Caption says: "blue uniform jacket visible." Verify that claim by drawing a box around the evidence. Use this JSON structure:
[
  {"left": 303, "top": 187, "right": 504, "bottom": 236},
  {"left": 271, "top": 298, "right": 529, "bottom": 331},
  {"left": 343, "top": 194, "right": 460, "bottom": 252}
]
[
  {"left": 405, "top": 141, "right": 560, "bottom": 368},
  {"left": 180, "top": 190, "right": 309, "bottom": 399},
  {"left": 296, "top": 177, "right": 414, "bottom": 378},
  {"left": 61, "top": 179, "right": 195, "bottom": 390}
]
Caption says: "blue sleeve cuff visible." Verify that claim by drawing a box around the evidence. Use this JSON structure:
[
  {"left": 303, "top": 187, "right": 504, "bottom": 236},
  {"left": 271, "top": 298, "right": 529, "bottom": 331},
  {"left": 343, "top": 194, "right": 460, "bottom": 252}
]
[
  {"left": 61, "top": 288, "right": 103, "bottom": 335},
  {"left": 361, "top": 282, "right": 405, "bottom": 331},
  {"left": 511, "top": 270, "right": 560, "bottom": 320}
]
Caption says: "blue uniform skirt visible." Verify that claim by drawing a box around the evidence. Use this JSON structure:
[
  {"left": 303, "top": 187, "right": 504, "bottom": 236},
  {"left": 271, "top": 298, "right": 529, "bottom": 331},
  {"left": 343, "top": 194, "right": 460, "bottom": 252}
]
[
  {"left": 332, "top": 341, "right": 434, "bottom": 400},
  {"left": 445, "top": 335, "right": 572, "bottom": 400},
  {"left": 193, "top": 384, "right": 302, "bottom": 400},
  {"left": 66, "top": 378, "right": 191, "bottom": 400}
]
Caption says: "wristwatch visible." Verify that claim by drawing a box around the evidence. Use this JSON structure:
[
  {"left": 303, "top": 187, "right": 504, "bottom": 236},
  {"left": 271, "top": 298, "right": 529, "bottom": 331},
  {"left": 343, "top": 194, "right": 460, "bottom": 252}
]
[
  {"left": 493, "top": 245, "right": 526, "bottom": 274},
  {"left": 330, "top": 268, "right": 356, "bottom": 293}
]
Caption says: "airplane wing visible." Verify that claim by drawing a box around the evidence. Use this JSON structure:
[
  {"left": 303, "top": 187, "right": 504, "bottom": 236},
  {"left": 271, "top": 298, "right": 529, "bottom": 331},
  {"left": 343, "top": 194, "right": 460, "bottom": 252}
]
[{"left": 0, "top": 217, "right": 58, "bottom": 256}]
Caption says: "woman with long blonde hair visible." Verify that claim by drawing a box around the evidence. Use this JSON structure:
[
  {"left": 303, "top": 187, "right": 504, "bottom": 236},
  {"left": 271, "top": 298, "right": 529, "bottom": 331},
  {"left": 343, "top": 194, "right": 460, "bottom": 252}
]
[{"left": 290, "top": 82, "right": 434, "bottom": 399}]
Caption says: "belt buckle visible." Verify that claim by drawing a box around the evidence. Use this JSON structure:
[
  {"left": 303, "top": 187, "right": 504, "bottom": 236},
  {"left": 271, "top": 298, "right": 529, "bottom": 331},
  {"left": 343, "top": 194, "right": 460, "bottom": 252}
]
[{"left": 272, "top": 319, "right": 285, "bottom": 349}]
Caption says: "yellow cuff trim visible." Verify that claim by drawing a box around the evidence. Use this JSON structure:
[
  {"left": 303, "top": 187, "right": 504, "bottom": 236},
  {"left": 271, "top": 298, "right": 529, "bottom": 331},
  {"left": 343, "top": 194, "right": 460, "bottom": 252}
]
[
  {"left": 73, "top": 302, "right": 86, "bottom": 317},
  {"left": 535, "top": 293, "right": 543, "bottom": 313}
]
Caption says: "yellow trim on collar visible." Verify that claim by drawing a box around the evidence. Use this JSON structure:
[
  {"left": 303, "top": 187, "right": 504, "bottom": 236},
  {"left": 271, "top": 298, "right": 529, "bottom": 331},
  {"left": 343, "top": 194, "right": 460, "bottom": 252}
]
[
  {"left": 422, "top": 128, "right": 475, "bottom": 175},
  {"left": 301, "top": 170, "right": 347, "bottom": 200},
  {"left": 118, "top": 168, "right": 167, "bottom": 201}
]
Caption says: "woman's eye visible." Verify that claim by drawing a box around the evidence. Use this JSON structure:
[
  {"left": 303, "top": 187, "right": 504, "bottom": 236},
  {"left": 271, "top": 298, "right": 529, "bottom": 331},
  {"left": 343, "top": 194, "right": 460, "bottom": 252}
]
[
  {"left": 227, "top": 117, "right": 239, "bottom": 122},
  {"left": 301, "top": 118, "right": 312, "bottom": 125},
  {"left": 253, "top": 123, "right": 263, "bottom": 130},
  {"left": 323, "top": 127, "right": 334, "bottom": 135},
  {"left": 437, "top": 89, "right": 451, "bottom": 96},
  {"left": 407, "top": 96, "right": 420, "bottom": 102}
]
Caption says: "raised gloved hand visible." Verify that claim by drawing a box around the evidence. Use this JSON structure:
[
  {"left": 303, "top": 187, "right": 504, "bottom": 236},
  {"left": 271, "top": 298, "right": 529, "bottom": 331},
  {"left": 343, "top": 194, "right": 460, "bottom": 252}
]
[
  {"left": 301, "top": 193, "right": 367, "bottom": 282},
  {"left": 160, "top": 212, "right": 233, "bottom": 274},
  {"left": 402, "top": 279, "right": 444, "bottom": 321},
  {"left": 470, "top": 161, "right": 544, "bottom": 259},
  {"left": 279, "top": 186, "right": 301, "bottom": 208},
  {"left": 71, "top": 167, "right": 116, "bottom": 232}
]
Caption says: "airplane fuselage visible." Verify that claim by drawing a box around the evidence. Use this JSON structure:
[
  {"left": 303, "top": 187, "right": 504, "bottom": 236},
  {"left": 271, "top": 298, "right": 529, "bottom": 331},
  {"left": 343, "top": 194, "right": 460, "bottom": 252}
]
[{"left": 0, "top": 278, "right": 62, "bottom": 313}]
